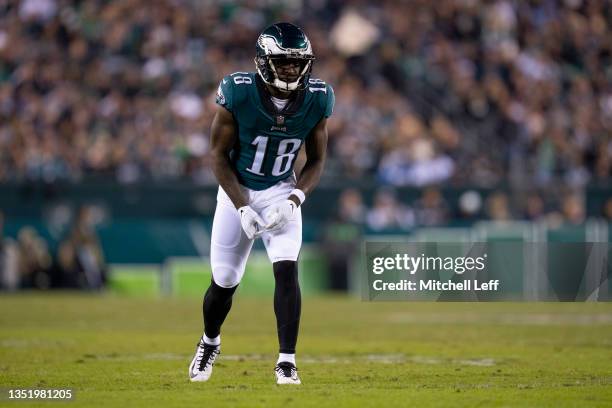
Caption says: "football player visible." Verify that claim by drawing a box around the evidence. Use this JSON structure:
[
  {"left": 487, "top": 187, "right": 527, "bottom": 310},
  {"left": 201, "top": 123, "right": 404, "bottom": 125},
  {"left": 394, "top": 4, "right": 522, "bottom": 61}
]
[{"left": 189, "top": 22, "right": 334, "bottom": 385}]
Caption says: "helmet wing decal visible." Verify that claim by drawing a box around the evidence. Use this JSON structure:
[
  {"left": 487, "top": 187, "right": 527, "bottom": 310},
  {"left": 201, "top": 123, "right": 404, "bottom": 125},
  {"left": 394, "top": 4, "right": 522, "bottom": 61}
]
[{"left": 258, "top": 34, "right": 313, "bottom": 56}]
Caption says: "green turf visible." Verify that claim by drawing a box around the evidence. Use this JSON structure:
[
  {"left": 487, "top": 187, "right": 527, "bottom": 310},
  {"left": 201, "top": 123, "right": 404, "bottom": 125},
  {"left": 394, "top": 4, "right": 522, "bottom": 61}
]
[{"left": 1, "top": 293, "right": 611, "bottom": 407}]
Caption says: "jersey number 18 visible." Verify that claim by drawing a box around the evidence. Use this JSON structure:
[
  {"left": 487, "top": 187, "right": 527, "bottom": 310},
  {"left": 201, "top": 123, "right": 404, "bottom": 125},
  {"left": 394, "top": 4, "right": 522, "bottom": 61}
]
[{"left": 246, "top": 136, "right": 301, "bottom": 177}]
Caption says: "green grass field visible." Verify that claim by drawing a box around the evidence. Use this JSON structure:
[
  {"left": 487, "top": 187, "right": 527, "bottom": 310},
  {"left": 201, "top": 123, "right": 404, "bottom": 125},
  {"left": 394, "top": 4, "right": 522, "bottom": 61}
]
[{"left": 1, "top": 293, "right": 611, "bottom": 407}]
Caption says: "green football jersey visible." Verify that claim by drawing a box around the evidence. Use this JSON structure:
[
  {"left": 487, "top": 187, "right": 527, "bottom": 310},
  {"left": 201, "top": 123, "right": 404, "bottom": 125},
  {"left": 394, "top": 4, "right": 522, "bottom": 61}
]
[{"left": 215, "top": 72, "right": 334, "bottom": 190}]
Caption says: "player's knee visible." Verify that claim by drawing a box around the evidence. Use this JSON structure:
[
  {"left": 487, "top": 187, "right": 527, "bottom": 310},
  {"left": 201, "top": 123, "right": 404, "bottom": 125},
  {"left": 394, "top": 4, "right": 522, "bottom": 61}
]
[
  {"left": 212, "top": 265, "right": 242, "bottom": 288},
  {"left": 208, "top": 278, "right": 238, "bottom": 296},
  {"left": 273, "top": 260, "right": 299, "bottom": 290}
]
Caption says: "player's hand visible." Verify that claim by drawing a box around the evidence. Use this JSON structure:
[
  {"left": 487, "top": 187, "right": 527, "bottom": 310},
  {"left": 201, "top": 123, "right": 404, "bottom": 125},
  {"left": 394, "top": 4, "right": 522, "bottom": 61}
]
[
  {"left": 238, "top": 206, "right": 266, "bottom": 240},
  {"left": 265, "top": 200, "right": 297, "bottom": 232}
]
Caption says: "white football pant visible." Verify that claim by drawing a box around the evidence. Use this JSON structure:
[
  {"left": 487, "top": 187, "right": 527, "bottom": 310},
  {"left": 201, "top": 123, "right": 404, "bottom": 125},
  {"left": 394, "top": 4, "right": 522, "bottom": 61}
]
[{"left": 210, "top": 176, "right": 302, "bottom": 288}]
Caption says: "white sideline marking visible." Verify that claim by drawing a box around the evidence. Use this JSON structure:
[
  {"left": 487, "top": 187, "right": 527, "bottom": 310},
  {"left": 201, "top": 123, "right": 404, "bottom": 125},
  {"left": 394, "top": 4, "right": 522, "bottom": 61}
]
[
  {"left": 0, "top": 341, "right": 498, "bottom": 367},
  {"left": 86, "top": 353, "right": 496, "bottom": 366},
  {"left": 456, "top": 358, "right": 496, "bottom": 367}
]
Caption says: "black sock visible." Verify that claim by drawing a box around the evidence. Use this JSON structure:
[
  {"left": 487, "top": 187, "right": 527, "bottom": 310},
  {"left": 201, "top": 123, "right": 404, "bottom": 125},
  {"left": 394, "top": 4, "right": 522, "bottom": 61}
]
[
  {"left": 203, "top": 279, "right": 238, "bottom": 339},
  {"left": 273, "top": 260, "right": 301, "bottom": 354}
]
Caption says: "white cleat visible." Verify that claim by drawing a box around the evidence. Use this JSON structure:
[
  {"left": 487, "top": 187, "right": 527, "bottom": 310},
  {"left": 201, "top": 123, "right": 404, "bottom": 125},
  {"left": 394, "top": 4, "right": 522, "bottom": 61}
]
[
  {"left": 188, "top": 339, "right": 220, "bottom": 382},
  {"left": 275, "top": 362, "right": 301, "bottom": 385}
]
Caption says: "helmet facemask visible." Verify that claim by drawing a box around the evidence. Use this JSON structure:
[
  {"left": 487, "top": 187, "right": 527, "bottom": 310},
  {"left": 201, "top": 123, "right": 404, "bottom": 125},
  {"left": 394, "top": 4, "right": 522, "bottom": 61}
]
[{"left": 256, "top": 55, "right": 314, "bottom": 91}]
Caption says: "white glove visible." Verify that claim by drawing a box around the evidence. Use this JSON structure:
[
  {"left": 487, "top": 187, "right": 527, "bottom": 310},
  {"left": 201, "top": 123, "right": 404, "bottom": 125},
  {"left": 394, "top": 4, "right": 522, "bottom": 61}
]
[
  {"left": 238, "top": 206, "right": 266, "bottom": 240},
  {"left": 265, "top": 200, "right": 297, "bottom": 232}
]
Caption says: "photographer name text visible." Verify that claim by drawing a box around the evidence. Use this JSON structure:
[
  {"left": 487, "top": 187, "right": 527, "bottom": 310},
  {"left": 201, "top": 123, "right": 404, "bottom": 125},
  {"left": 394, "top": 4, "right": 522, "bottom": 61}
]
[{"left": 372, "top": 279, "right": 500, "bottom": 291}]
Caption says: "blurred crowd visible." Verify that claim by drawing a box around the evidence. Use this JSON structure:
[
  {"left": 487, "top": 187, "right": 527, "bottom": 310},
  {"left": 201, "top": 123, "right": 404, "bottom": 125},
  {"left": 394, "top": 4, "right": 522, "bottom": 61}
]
[
  {"left": 334, "top": 186, "right": 612, "bottom": 232},
  {"left": 0, "top": 0, "right": 610, "bottom": 191},
  {"left": 0, "top": 207, "right": 107, "bottom": 290}
]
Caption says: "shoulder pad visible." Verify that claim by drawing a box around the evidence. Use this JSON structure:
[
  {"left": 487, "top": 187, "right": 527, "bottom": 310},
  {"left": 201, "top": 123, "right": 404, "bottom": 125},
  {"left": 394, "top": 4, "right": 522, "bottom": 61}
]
[
  {"left": 216, "top": 72, "right": 256, "bottom": 112},
  {"left": 222, "top": 72, "right": 257, "bottom": 108},
  {"left": 307, "top": 78, "right": 334, "bottom": 118}
]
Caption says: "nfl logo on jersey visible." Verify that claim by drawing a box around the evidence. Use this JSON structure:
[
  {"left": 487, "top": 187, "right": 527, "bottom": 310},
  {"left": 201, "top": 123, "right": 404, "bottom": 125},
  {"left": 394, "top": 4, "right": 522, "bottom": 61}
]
[{"left": 275, "top": 115, "right": 285, "bottom": 126}]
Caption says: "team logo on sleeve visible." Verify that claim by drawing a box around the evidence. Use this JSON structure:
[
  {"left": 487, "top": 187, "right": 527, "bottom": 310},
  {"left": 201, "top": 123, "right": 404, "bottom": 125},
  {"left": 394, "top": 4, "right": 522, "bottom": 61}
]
[{"left": 216, "top": 85, "right": 226, "bottom": 105}]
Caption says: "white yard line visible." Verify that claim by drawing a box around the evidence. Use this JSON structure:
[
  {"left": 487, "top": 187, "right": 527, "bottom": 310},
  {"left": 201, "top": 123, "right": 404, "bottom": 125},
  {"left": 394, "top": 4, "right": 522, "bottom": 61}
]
[{"left": 77, "top": 352, "right": 496, "bottom": 366}]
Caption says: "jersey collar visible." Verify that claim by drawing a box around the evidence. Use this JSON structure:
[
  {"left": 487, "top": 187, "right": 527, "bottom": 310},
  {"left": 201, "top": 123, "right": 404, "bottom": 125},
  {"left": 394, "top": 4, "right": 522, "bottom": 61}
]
[{"left": 255, "top": 75, "right": 306, "bottom": 116}]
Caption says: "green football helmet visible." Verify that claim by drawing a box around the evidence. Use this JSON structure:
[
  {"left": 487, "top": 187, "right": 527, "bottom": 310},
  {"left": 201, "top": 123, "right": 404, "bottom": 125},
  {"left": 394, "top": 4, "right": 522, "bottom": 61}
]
[{"left": 255, "top": 22, "right": 315, "bottom": 91}]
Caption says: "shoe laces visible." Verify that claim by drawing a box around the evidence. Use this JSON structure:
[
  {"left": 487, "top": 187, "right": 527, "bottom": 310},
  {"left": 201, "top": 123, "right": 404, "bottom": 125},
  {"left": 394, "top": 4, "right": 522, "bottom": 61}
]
[
  {"left": 276, "top": 362, "right": 297, "bottom": 377},
  {"left": 196, "top": 341, "right": 219, "bottom": 371}
]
